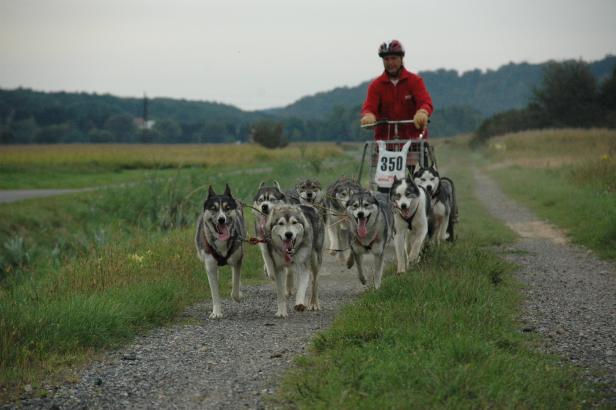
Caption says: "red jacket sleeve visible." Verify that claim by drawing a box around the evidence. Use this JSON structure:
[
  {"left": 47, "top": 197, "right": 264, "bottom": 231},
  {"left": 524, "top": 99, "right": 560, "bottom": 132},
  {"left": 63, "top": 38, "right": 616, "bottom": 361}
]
[
  {"left": 361, "top": 80, "right": 379, "bottom": 116},
  {"left": 410, "top": 75, "right": 434, "bottom": 116}
]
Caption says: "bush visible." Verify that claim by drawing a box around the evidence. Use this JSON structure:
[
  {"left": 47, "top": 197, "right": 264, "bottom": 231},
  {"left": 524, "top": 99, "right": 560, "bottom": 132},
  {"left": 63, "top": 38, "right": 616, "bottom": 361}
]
[{"left": 251, "top": 120, "right": 288, "bottom": 148}]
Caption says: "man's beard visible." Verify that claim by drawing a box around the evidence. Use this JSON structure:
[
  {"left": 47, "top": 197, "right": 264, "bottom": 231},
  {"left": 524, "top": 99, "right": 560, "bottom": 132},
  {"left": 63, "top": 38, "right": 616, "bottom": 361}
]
[{"left": 386, "top": 65, "right": 403, "bottom": 78}]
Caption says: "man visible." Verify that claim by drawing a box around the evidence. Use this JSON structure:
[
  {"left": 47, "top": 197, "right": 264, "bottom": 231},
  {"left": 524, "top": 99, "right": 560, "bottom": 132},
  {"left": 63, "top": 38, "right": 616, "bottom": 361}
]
[{"left": 360, "top": 40, "right": 434, "bottom": 140}]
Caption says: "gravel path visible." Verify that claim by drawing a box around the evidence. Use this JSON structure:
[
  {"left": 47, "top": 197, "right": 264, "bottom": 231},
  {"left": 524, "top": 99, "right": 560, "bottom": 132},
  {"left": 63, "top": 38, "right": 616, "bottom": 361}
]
[
  {"left": 474, "top": 170, "right": 616, "bottom": 402},
  {"left": 5, "top": 249, "right": 371, "bottom": 409}
]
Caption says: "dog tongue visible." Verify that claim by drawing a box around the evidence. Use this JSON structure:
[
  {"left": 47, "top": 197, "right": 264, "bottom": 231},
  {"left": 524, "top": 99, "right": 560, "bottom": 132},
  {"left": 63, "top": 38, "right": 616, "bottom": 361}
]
[
  {"left": 358, "top": 218, "right": 368, "bottom": 239},
  {"left": 283, "top": 239, "right": 294, "bottom": 263},
  {"left": 217, "top": 224, "right": 230, "bottom": 241}
]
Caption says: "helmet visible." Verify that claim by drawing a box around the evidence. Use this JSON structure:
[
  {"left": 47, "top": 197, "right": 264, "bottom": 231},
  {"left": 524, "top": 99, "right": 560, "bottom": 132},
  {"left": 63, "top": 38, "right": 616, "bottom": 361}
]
[{"left": 378, "top": 40, "right": 405, "bottom": 57}]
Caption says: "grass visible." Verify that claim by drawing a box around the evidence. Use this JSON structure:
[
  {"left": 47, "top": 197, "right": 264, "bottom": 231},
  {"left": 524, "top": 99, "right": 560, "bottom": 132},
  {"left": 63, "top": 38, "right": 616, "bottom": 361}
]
[
  {"left": 272, "top": 139, "right": 599, "bottom": 408},
  {"left": 481, "top": 128, "right": 616, "bottom": 260},
  {"left": 0, "top": 144, "right": 356, "bottom": 401},
  {"left": 0, "top": 142, "right": 343, "bottom": 188}
]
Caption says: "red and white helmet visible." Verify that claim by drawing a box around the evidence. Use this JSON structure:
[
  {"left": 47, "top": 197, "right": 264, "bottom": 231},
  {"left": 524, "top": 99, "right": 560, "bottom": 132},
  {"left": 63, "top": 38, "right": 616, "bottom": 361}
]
[{"left": 378, "top": 40, "right": 405, "bottom": 57}]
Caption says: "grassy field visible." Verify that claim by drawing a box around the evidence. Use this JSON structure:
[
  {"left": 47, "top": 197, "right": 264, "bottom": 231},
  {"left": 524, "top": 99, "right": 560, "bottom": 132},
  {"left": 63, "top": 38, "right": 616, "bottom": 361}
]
[
  {"left": 0, "top": 143, "right": 354, "bottom": 401},
  {"left": 271, "top": 139, "right": 600, "bottom": 408},
  {"left": 480, "top": 128, "right": 616, "bottom": 260},
  {"left": 0, "top": 143, "right": 343, "bottom": 188}
]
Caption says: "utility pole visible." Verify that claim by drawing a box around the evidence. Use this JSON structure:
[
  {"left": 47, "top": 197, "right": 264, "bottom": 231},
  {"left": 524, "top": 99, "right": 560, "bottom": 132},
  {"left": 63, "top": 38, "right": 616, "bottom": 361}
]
[{"left": 143, "top": 92, "right": 149, "bottom": 128}]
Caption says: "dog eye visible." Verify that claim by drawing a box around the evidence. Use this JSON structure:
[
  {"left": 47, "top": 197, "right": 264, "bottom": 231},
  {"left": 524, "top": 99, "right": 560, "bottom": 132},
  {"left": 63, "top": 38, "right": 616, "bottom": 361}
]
[
  {"left": 278, "top": 221, "right": 284, "bottom": 226},
  {"left": 291, "top": 220, "right": 297, "bottom": 225}
]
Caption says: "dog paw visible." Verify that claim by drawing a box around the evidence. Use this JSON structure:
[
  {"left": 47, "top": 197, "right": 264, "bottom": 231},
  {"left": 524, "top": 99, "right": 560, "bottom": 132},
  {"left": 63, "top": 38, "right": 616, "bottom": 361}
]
[
  {"left": 209, "top": 311, "right": 223, "bottom": 319},
  {"left": 275, "top": 310, "right": 288, "bottom": 318},
  {"left": 328, "top": 250, "right": 337, "bottom": 256},
  {"left": 294, "top": 304, "right": 306, "bottom": 312},
  {"left": 346, "top": 256, "right": 355, "bottom": 269},
  {"left": 359, "top": 276, "right": 367, "bottom": 285},
  {"left": 230, "top": 291, "right": 243, "bottom": 302},
  {"left": 308, "top": 303, "right": 320, "bottom": 311}
]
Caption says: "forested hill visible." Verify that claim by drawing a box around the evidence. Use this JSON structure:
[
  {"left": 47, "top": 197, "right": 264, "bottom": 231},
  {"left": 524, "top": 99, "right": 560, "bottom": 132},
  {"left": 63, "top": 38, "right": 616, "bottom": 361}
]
[{"left": 265, "top": 55, "right": 616, "bottom": 119}]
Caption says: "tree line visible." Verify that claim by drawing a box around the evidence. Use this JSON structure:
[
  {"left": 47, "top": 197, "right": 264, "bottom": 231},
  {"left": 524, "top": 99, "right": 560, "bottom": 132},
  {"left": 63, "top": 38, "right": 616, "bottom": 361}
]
[{"left": 472, "top": 61, "right": 616, "bottom": 145}]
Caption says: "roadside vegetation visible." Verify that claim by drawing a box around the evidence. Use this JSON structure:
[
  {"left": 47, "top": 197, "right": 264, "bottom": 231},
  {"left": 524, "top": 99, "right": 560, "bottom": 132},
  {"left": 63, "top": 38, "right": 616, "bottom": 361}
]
[
  {"left": 0, "top": 143, "right": 350, "bottom": 402},
  {"left": 479, "top": 128, "right": 616, "bottom": 260},
  {"left": 273, "top": 140, "right": 600, "bottom": 408}
]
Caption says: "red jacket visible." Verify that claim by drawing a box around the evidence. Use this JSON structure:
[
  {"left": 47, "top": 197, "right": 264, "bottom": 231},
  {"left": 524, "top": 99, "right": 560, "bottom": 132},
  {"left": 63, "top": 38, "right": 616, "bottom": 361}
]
[{"left": 361, "top": 67, "right": 434, "bottom": 140}]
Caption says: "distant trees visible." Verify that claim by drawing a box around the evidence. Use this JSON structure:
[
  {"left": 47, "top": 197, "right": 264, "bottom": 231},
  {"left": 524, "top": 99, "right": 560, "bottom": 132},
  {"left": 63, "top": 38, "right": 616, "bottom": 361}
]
[
  {"left": 251, "top": 120, "right": 288, "bottom": 148},
  {"left": 473, "top": 60, "right": 616, "bottom": 144}
]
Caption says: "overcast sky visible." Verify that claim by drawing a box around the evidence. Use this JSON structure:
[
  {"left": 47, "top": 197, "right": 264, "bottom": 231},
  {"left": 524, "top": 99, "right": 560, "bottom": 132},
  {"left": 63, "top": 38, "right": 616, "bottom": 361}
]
[{"left": 1, "top": 0, "right": 615, "bottom": 111}]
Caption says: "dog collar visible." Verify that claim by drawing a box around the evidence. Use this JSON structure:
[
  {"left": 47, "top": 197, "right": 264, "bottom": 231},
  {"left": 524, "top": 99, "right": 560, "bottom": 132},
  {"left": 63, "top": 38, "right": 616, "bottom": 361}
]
[{"left": 201, "top": 222, "right": 239, "bottom": 267}]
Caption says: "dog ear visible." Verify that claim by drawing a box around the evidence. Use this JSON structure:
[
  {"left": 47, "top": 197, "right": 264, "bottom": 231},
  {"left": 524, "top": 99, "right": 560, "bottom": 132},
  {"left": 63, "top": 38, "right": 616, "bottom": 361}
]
[
  {"left": 273, "top": 180, "right": 282, "bottom": 192},
  {"left": 258, "top": 181, "right": 265, "bottom": 189},
  {"left": 224, "top": 183, "right": 232, "bottom": 197},
  {"left": 207, "top": 185, "right": 216, "bottom": 199}
]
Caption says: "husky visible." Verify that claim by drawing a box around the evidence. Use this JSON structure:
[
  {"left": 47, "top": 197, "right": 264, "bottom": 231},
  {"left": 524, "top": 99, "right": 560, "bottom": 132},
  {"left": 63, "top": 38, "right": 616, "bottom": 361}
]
[
  {"left": 252, "top": 181, "right": 288, "bottom": 284},
  {"left": 195, "top": 184, "right": 246, "bottom": 319},
  {"left": 345, "top": 190, "right": 394, "bottom": 289},
  {"left": 287, "top": 178, "right": 327, "bottom": 223},
  {"left": 264, "top": 204, "right": 324, "bottom": 317},
  {"left": 390, "top": 176, "right": 430, "bottom": 273},
  {"left": 413, "top": 166, "right": 458, "bottom": 243},
  {"left": 324, "top": 177, "right": 362, "bottom": 260}
]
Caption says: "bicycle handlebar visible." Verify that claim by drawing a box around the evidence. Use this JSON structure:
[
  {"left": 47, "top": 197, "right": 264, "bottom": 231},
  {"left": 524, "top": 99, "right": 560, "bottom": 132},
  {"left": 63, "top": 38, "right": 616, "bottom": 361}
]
[{"left": 360, "top": 119, "right": 430, "bottom": 129}]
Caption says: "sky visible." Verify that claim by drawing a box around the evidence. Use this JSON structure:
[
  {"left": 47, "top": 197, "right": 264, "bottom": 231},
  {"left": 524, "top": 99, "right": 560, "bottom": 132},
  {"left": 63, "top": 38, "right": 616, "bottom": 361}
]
[{"left": 1, "top": 0, "right": 615, "bottom": 111}]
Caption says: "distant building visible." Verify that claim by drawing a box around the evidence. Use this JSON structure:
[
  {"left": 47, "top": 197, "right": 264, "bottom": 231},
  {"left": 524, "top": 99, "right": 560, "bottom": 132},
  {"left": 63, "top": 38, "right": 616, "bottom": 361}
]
[{"left": 133, "top": 117, "right": 156, "bottom": 130}]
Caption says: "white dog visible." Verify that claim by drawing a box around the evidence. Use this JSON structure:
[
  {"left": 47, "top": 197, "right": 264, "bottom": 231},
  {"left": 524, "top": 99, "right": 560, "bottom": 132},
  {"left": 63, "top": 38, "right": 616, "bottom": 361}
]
[{"left": 390, "top": 176, "right": 430, "bottom": 273}]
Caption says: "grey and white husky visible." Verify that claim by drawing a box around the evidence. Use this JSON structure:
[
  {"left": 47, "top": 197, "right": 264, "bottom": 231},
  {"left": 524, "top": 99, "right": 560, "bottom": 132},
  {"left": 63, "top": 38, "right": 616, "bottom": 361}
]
[
  {"left": 195, "top": 184, "right": 246, "bottom": 319},
  {"left": 264, "top": 204, "right": 324, "bottom": 317},
  {"left": 345, "top": 190, "right": 394, "bottom": 289},
  {"left": 390, "top": 176, "right": 430, "bottom": 273},
  {"left": 252, "top": 181, "right": 287, "bottom": 282},
  {"left": 325, "top": 177, "right": 362, "bottom": 260},
  {"left": 413, "top": 166, "right": 458, "bottom": 243}
]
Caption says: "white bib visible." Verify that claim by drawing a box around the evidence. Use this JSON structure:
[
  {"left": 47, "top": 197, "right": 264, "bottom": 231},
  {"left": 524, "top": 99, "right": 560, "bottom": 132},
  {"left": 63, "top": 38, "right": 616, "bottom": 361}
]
[{"left": 374, "top": 140, "right": 411, "bottom": 188}]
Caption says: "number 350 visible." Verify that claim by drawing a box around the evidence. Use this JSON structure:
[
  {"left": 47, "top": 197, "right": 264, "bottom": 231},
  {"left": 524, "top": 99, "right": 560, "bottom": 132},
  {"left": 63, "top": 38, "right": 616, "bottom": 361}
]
[{"left": 380, "top": 156, "right": 403, "bottom": 171}]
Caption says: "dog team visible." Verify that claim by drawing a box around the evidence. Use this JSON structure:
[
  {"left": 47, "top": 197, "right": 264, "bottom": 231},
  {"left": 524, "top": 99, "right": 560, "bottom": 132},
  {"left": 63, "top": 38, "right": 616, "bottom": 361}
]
[{"left": 195, "top": 167, "right": 457, "bottom": 318}]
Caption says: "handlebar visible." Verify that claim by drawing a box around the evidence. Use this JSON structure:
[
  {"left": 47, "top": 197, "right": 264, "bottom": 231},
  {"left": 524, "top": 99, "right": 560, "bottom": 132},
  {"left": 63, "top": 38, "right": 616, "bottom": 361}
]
[{"left": 360, "top": 118, "right": 430, "bottom": 129}]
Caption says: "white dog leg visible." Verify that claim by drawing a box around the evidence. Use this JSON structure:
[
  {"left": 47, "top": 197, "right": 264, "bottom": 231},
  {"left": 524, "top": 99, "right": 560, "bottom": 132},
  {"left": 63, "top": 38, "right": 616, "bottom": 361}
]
[
  {"left": 393, "top": 232, "right": 407, "bottom": 274},
  {"left": 258, "top": 243, "right": 275, "bottom": 279},
  {"left": 373, "top": 252, "right": 386, "bottom": 290},
  {"left": 294, "top": 267, "right": 310, "bottom": 311},
  {"left": 354, "top": 253, "right": 366, "bottom": 285},
  {"left": 326, "top": 219, "right": 339, "bottom": 256},
  {"left": 407, "top": 229, "right": 426, "bottom": 267},
  {"left": 274, "top": 270, "right": 288, "bottom": 318},
  {"left": 205, "top": 259, "right": 222, "bottom": 319},
  {"left": 309, "top": 256, "right": 320, "bottom": 311},
  {"left": 230, "top": 263, "right": 242, "bottom": 302}
]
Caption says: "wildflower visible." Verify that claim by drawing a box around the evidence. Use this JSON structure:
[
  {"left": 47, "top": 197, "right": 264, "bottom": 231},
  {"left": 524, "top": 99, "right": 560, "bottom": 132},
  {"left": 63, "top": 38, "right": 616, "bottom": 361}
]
[{"left": 601, "top": 154, "right": 609, "bottom": 161}]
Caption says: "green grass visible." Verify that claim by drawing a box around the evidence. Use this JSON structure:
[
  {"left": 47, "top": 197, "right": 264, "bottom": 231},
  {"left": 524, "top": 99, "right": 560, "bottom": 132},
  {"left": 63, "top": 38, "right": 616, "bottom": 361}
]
[
  {"left": 0, "top": 150, "right": 357, "bottom": 401},
  {"left": 272, "top": 140, "right": 599, "bottom": 409},
  {"left": 480, "top": 130, "right": 616, "bottom": 261}
]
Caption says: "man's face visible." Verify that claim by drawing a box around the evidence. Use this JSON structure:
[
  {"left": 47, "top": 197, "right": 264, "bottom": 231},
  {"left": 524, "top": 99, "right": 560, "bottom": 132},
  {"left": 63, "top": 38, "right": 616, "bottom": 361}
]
[{"left": 383, "top": 55, "right": 403, "bottom": 76}]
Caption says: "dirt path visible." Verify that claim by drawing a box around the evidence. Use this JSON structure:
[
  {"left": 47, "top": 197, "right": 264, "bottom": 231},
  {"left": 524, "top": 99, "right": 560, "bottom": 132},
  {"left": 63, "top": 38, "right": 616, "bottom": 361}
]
[
  {"left": 5, "top": 248, "right": 379, "bottom": 409},
  {"left": 0, "top": 188, "right": 97, "bottom": 203},
  {"left": 474, "top": 170, "right": 616, "bottom": 402}
]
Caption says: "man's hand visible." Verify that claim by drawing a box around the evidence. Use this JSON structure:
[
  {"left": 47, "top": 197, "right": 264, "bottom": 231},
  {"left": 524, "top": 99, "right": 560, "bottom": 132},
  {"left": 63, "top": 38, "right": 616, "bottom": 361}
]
[
  {"left": 413, "top": 109, "right": 429, "bottom": 129},
  {"left": 360, "top": 113, "right": 376, "bottom": 126}
]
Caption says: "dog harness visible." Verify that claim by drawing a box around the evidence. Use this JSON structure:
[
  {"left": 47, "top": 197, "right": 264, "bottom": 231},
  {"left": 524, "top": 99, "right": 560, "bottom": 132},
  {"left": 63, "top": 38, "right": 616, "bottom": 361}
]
[
  {"left": 397, "top": 201, "right": 420, "bottom": 231},
  {"left": 200, "top": 223, "right": 241, "bottom": 266},
  {"left": 354, "top": 228, "right": 380, "bottom": 251}
]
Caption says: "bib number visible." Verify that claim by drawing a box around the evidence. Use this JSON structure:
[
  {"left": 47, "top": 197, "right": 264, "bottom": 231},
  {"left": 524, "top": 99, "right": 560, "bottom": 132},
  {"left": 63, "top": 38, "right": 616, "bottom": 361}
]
[{"left": 374, "top": 141, "right": 411, "bottom": 189}]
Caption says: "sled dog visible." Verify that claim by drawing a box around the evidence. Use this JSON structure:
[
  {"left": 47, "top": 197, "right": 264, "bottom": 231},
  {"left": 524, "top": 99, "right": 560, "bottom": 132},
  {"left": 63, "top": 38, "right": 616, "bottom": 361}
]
[
  {"left": 195, "top": 184, "right": 245, "bottom": 319},
  {"left": 287, "top": 179, "right": 327, "bottom": 222},
  {"left": 252, "top": 181, "right": 288, "bottom": 282},
  {"left": 345, "top": 190, "right": 394, "bottom": 289},
  {"left": 324, "top": 177, "right": 362, "bottom": 260},
  {"left": 413, "top": 166, "right": 457, "bottom": 243},
  {"left": 390, "top": 176, "right": 430, "bottom": 273},
  {"left": 264, "top": 204, "right": 324, "bottom": 317}
]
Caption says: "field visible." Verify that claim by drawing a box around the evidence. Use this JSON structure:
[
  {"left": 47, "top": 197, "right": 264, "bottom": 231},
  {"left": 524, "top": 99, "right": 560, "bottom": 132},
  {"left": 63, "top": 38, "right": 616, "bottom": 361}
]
[
  {"left": 0, "top": 138, "right": 608, "bottom": 406},
  {"left": 480, "top": 128, "right": 616, "bottom": 259}
]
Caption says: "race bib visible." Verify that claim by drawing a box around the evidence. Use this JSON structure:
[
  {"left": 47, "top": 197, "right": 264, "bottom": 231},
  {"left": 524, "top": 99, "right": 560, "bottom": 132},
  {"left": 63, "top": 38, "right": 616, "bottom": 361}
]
[{"left": 374, "top": 140, "right": 411, "bottom": 188}]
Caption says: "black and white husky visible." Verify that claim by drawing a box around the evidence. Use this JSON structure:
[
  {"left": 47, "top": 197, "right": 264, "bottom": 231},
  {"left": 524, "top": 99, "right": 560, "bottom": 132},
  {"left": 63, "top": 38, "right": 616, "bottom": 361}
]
[
  {"left": 390, "top": 176, "right": 430, "bottom": 273},
  {"left": 413, "top": 166, "right": 458, "bottom": 243},
  {"left": 287, "top": 178, "right": 327, "bottom": 223},
  {"left": 252, "top": 181, "right": 288, "bottom": 282},
  {"left": 325, "top": 177, "right": 362, "bottom": 261},
  {"left": 264, "top": 204, "right": 324, "bottom": 317},
  {"left": 345, "top": 190, "right": 394, "bottom": 289},
  {"left": 195, "top": 185, "right": 246, "bottom": 319}
]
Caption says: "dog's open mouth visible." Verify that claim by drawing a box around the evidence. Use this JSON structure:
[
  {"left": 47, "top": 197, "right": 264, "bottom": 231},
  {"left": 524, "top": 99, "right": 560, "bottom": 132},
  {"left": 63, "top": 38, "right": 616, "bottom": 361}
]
[
  {"left": 401, "top": 206, "right": 412, "bottom": 219},
  {"left": 214, "top": 223, "right": 231, "bottom": 241},
  {"left": 282, "top": 238, "right": 296, "bottom": 263},
  {"left": 356, "top": 214, "right": 370, "bottom": 239}
]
